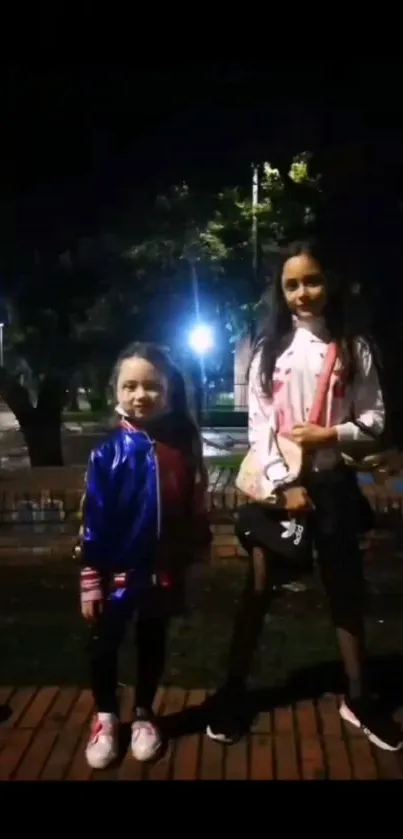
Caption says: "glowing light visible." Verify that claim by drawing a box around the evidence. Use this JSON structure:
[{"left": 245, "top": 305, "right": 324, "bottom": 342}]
[{"left": 188, "top": 324, "right": 214, "bottom": 354}]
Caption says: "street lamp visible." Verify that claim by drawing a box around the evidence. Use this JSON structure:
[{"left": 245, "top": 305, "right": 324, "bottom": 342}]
[
  {"left": 188, "top": 323, "right": 214, "bottom": 355},
  {"left": 188, "top": 323, "right": 214, "bottom": 418}
]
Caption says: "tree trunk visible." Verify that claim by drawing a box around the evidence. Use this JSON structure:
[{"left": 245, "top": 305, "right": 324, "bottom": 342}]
[
  {"left": 84, "top": 368, "right": 110, "bottom": 413},
  {"left": 67, "top": 387, "right": 80, "bottom": 412},
  {"left": 0, "top": 370, "right": 66, "bottom": 466},
  {"left": 20, "top": 412, "right": 64, "bottom": 466}
]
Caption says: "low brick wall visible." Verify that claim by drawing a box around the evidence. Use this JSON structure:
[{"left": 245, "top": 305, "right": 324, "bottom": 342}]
[{"left": 0, "top": 465, "right": 402, "bottom": 562}]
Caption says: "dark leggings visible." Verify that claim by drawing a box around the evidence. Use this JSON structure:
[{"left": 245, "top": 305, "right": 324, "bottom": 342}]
[
  {"left": 88, "top": 593, "right": 169, "bottom": 715},
  {"left": 226, "top": 469, "right": 368, "bottom": 698}
]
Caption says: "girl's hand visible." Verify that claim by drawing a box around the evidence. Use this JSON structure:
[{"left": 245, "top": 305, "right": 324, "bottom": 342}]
[
  {"left": 81, "top": 598, "right": 103, "bottom": 622},
  {"left": 277, "top": 486, "right": 313, "bottom": 512},
  {"left": 80, "top": 567, "right": 104, "bottom": 622},
  {"left": 290, "top": 423, "right": 337, "bottom": 449}
]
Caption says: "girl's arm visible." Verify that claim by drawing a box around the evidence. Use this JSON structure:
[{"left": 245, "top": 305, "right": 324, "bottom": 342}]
[
  {"left": 248, "top": 350, "right": 297, "bottom": 489},
  {"left": 76, "top": 443, "right": 114, "bottom": 610},
  {"left": 80, "top": 446, "right": 113, "bottom": 565},
  {"left": 334, "top": 338, "right": 385, "bottom": 444}
]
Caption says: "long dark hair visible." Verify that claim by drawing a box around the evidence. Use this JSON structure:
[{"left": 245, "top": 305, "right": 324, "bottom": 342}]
[
  {"left": 253, "top": 239, "right": 357, "bottom": 398},
  {"left": 112, "top": 341, "right": 204, "bottom": 468}
]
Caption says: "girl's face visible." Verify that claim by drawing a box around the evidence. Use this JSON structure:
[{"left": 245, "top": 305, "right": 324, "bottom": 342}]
[
  {"left": 116, "top": 356, "right": 169, "bottom": 422},
  {"left": 281, "top": 253, "right": 327, "bottom": 320}
]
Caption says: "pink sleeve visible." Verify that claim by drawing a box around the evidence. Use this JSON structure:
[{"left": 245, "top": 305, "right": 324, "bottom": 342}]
[
  {"left": 80, "top": 567, "right": 103, "bottom": 608},
  {"left": 248, "top": 351, "right": 294, "bottom": 489}
]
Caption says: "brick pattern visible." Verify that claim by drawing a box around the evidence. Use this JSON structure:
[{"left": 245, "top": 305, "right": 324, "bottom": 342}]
[
  {"left": 1, "top": 685, "right": 402, "bottom": 780},
  {"left": 211, "top": 524, "right": 248, "bottom": 561},
  {"left": 0, "top": 465, "right": 402, "bottom": 562}
]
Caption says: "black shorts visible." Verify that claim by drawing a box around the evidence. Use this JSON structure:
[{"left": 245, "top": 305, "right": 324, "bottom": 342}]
[{"left": 235, "top": 468, "right": 371, "bottom": 632}]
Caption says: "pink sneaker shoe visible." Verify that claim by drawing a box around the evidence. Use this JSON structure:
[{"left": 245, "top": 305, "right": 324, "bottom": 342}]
[
  {"left": 85, "top": 712, "right": 118, "bottom": 769},
  {"left": 131, "top": 713, "right": 162, "bottom": 762}
]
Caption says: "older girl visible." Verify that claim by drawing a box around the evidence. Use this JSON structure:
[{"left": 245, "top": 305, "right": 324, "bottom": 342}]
[{"left": 207, "top": 240, "right": 402, "bottom": 752}]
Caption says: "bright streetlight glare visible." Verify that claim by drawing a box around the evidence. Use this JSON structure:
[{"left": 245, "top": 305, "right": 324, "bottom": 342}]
[{"left": 188, "top": 324, "right": 214, "bottom": 354}]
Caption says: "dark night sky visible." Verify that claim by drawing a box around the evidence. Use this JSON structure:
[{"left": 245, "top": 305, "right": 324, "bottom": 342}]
[
  {"left": 3, "top": 61, "right": 403, "bottom": 254},
  {"left": 4, "top": 62, "right": 403, "bottom": 189}
]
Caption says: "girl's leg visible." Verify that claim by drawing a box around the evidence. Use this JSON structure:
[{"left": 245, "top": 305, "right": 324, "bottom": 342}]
[
  {"left": 312, "top": 474, "right": 403, "bottom": 751},
  {"left": 315, "top": 526, "right": 367, "bottom": 697},
  {"left": 135, "top": 615, "right": 169, "bottom": 714},
  {"left": 88, "top": 594, "right": 133, "bottom": 714},
  {"left": 85, "top": 594, "right": 133, "bottom": 769},
  {"left": 224, "top": 545, "right": 272, "bottom": 687},
  {"left": 130, "top": 598, "right": 170, "bottom": 762},
  {"left": 207, "top": 506, "right": 274, "bottom": 743}
]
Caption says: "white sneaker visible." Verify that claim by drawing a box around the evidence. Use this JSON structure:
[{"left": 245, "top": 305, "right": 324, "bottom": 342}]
[
  {"left": 131, "top": 716, "right": 162, "bottom": 762},
  {"left": 85, "top": 712, "right": 118, "bottom": 769}
]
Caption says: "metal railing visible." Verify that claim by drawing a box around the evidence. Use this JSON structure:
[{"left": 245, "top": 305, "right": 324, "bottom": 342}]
[{"left": 207, "top": 380, "right": 248, "bottom": 410}]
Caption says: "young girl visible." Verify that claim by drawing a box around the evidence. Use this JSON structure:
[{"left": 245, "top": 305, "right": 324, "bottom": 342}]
[
  {"left": 76, "top": 342, "right": 211, "bottom": 770},
  {"left": 206, "top": 239, "right": 403, "bottom": 752}
]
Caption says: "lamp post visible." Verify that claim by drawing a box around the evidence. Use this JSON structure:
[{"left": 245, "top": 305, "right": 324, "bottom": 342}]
[{"left": 188, "top": 323, "right": 214, "bottom": 416}]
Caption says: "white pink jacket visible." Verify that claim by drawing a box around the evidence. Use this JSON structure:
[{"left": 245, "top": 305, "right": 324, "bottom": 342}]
[{"left": 248, "top": 317, "right": 385, "bottom": 489}]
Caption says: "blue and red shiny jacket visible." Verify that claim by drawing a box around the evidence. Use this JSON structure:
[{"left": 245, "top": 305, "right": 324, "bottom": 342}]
[{"left": 76, "top": 417, "right": 211, "bottom": 598}]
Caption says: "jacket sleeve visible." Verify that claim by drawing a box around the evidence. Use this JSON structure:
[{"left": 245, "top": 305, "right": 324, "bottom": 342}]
[
  {"left": 248, "top": 350, "right": 296, "bottom": 489},
  {"left": 334, "top": 338, "right": 385, "bottom": 444},
  {"left": 76, "top": 442, "right": 114, "bottom": 570}
]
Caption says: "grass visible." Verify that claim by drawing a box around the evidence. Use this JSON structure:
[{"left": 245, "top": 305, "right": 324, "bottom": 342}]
[
  {"left": 205, "top": 454, "right": 242, "bottom": 469},
  {"left": 1, "top": 557, "right": 403, "bottom": 695}
]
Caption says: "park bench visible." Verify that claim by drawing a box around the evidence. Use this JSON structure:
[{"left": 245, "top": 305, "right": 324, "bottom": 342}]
[{"left": 0, "top": 465, "right": 402, "bottom": 561}]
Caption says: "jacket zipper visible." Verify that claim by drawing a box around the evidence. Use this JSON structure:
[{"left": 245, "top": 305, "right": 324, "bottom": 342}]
[{"left": 121, "top": 417, "right": 161, "bottom": 554}]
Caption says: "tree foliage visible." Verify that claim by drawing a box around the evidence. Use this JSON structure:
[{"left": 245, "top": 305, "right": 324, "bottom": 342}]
[
  {"left": 0, "top": 152, "right": 321, "bottom": 462},
  {"left": 123, "top": 153, "right": 322, "bottom": 350}
]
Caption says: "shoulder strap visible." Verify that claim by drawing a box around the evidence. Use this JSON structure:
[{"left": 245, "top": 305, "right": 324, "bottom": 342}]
[{"left": 309, "top": 342, "right": 338, "bottom": 425}]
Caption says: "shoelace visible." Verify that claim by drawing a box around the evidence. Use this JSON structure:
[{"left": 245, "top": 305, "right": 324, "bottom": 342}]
[{"left": 90, "top": 718, "right": 114, "bottom": 744}]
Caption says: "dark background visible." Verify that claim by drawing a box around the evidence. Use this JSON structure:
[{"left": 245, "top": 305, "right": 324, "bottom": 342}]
[{"left": 3, "top": 61, "right": 403, "bottom": 323}]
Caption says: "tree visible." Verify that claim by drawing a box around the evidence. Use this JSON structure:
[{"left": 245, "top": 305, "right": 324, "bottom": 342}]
[
  {"left": 0, "top": 243, "right": 97, "bottom": 464},
  {"left": 0, "top": 153, "right": 321, "bottom": 465},
  {"left": 0, "top": 219, "right": 146, "bottom": 465},
  {"left": 125, "top": 153, "right": 322, "bottom": 345},
  {"left": 120, "top": 154, "right": 321, "bottom": 409}
]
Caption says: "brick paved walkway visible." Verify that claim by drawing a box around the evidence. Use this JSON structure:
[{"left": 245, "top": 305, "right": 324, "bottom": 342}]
[{"left": 1, "top": 686, "right": 402, "bottom": 780}]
